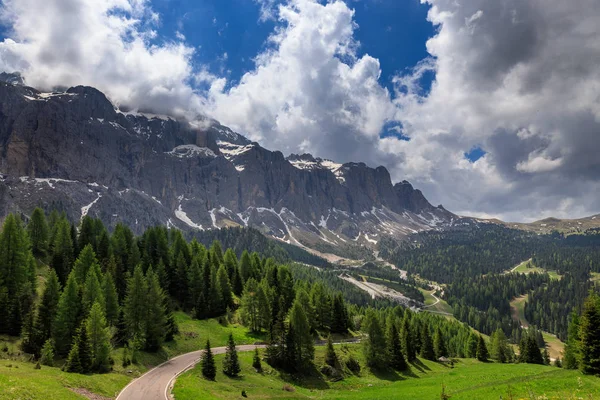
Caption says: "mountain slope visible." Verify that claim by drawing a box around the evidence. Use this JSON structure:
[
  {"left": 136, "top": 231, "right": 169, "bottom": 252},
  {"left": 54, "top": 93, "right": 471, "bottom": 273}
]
[{"left": 0, "top": 77, "right": 456, "bottom": 255}]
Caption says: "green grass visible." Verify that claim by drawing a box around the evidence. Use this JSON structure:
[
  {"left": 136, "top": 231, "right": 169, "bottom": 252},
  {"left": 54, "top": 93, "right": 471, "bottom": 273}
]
[
  {"left": 0, "top": 359, "right": 130, "bottom": 400},
  {"left": 110, "top": 311, "right": 267, "bottom": 376},
  {"left": 174, "top": 343, "right": 600, "bottom": 400},
  {"left": 511, "top": 260, "right": 561, "bottom": 280},
  {"left": 418, "top": 288, "right": 453, "bottom": 315}
]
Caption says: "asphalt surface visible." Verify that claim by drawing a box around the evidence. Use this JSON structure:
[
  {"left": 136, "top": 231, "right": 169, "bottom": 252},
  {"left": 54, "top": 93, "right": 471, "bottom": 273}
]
[{"left": 115, "top": 344, "right": 266, "bottom": 400}]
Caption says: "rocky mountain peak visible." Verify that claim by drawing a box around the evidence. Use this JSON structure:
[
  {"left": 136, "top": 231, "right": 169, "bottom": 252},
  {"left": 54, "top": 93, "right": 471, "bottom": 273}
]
[{"left": 0, "top": 78, "right": 459, "bottom": 258}]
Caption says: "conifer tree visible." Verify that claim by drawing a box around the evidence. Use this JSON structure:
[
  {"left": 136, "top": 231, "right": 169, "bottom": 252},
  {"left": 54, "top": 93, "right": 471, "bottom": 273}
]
[
  {"left": 86, "top": 302, "right": 112, "bottom": 372},
  {"left": 223, "top": 248, "right": 238, "bottom": 282},
  {"left": 363, "top": 309, "right": 387, "bottom": 369},
  {"left": 78, "top": 216, "right": 97, "bottom": 254},
  {"left": 433, "top": 326, "right": 447, "bottom": 359},
  {"left": 325, "top": 335, "right": 339, "bottom": 368},
  {"left": 64, "top": 342, "right": 82, "bottom": 373},
  {"left": 295, "top": 288, "right": 315, "bottom": 332},
  {"left": 82, "top": 269, "right": 105, "bottom": 315},
  {"left": 76, "top": 321, "right": 92, "bottom": 373},
  {"left": 123, "top": 265, "right": 147, "bottom": 343},
  {"left": 563, "top": 312, "right": 580, "bottom": 369},
  {"left": 387, "top": 319, "right": 407, "bottom": 371},
  {"left": 73, "top": 245, "right": 100, "bottom": 285},
  {"left": 0, "top": 214, "right": 35, "bottom": 334},
  {"left": 289, "top": 298, "right": 314, "bottom": 369},
  {"left": 283, "top": 324, "right": 299, "bottom": 372},
  {"left": 476, "top": 335, "right": 489, "bottom": 362},
  {"left": 53, "top": 272, "right": 82, "bottom": 356},
  {"left": 331, "top": 293, "right": 349, "bottom": 334},
  {"left": 20, "top": 310, "right": 37, "bottom": 354},
  {"left": 102, "top": 273, "right": 119, "bottom": 326},
  {"left": 28, "top": 207, "right": 49, "bottom": 260},
  {"left": 401, "top": 313, "right": 416, "bottom": 362},
  {"left": 542, "top": 348, "right": 550, "bottom": 365},
  {"left": 420, "top": 324, "right": 435, "bottom": 360},
  {"left": 223, "top": 333, "right": 241, "bottom": 377},
  {"left": 252, "top": 348, "right": 262, "bottom": 372},
  {"left": 490, "top": 328, "right": 509, "bottom": 363},
  {"left": 240, "top": 278, "right": 261, "bottom": 332},
  {"left": 201, "top": 339, "right": 216, "bottom": 380},
  {"left": 466, "top": 332, "right": 479, "bottom": 358},
  {"left": 239, "top": 250, "right": 254, "bottom": 283},
  {"left": 164, "top": 299, "right": 179, "bottom": 342},
  {"left": 217, "top": 264, "right": 234, "bottom": 310},
  {"left": 310, "top": 282, "right": 331, "bottom": 331},
  {"left": 144, "top": 267, "right": 167, "bottom": 351},
  {"left": 579, "top": 293, "right": 600, "bottom": 375},
  {"left": 40, "top": 339, "right": 55, "bottom": 366},
  {"left": 31, "top": 269, "right": 61, "bottom": 353},
  {"left": 50, "top": 218, "right": 74, "bottom": 285}
]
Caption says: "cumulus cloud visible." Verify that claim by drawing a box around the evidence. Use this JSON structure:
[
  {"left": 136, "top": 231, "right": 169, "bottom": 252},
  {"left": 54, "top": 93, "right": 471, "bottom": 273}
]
[
  {"left": 202, "top": 0, "right": 395, "bottom": 164},
  {"left": 1, "top": 0, "right": 599, "bottom": 221},
  {"left": 0, "top": 0, "right": 200, "bottom": 116}
]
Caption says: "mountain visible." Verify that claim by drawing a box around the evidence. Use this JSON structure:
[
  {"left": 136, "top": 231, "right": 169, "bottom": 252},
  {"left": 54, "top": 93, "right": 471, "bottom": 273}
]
[{"left": 0, "top": 77, "right": 459, "bottom": 257}]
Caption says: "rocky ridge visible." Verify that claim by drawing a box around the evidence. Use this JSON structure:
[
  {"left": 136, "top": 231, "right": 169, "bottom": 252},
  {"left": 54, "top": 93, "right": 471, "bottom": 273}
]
[{"left": 0, "top": 74, "right": 460, "bottom": 256}]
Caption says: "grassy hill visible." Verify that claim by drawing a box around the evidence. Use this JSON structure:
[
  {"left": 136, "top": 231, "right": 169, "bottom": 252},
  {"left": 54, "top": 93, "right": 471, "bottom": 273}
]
[{"left": 174, "top": 343, "right": 600, "bottom": 400}]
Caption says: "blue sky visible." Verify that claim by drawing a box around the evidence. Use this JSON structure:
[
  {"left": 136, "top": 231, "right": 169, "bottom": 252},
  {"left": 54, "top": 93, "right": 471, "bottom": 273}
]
[
  {"left": 2, "top": 0, "right": 598, "bottom": 220},
  {"left": 150, "top": 0, "right": 434, "bottom": 94}
]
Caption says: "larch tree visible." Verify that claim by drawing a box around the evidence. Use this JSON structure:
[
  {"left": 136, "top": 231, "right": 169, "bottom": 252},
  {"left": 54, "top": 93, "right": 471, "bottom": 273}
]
[
  {"left": 53, "top": 272, "right": 82, "bottom": 356},
  {"left": 86, "top": 302, "right": 112, "bottom": 372}
]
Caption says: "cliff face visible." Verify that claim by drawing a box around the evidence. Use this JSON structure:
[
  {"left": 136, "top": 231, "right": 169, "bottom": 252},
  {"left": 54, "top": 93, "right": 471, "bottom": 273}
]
[{"left": 0, "top": 77, "right": 457, "bottom": 253}]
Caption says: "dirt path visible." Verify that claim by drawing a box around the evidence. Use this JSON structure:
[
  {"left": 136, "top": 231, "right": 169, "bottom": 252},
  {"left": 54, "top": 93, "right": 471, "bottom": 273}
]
[{"left": 510, "top": 295, "right": 529, "bottom": 328}]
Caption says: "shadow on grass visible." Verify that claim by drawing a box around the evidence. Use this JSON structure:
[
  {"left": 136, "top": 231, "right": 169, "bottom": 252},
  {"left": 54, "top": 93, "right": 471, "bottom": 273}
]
[
  {"left": 410, "top": 358, "right": 431, "bottom": 372},
  {"left": 278, "top": 364, "right": 331, "bottom": 390},
  {"left": 370, "top": 366, "right": 405, "bottom": 382}
]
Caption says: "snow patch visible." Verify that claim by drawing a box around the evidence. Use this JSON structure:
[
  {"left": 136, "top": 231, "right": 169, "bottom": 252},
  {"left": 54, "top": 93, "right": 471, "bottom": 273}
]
[
  {"left": 166, "top": 145, "right": 216, "bottom": 159},
  {"left": 81, "top": 194, "right": 102, "bottom": 220},
  {"left": 174, "top": 204, "right": 204, "bottom": 230}
]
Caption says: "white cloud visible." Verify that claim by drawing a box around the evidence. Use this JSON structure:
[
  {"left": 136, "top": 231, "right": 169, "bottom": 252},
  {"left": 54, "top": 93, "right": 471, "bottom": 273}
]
[
  {"left": 202, "top": 0, "right": 395, "bottom": 163},
  {"left": 0, "top": 0, "right": 200, "bottom": 116},
  {"left": 1, "top": 0, "right": 600, "bottom": 221}
]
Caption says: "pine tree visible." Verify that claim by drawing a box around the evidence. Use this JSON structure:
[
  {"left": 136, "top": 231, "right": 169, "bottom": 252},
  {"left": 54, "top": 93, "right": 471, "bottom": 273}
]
[
  {"left": 28, "top": 207, "right": 49, "bottom": 260},
  {"left": 363, "top": 310, "right": 387, "bottom": 369},
  {"left": 387, "top": 319, "right": 407, "bottom": 371},
  {"left": 82, "top": 269, "right": 105, "bottom": 315},
  {"left": 331, "top": 293, "right": 349, "bottom": 334},
  {"left": 73, "top": 245, "right": 101, "bottom": 286},
  {"left": 164, "top": 299, "right": 179, "bottom": 342},
  {"left": 123, "top": 265, "right": 147, "bottom": 344},
  {"left": 144, "top": 267, "right": 167, "bottom": 351},
  {"left": 53, "top": 272, "right": 82, "bottom": 356},
  {"left": 75, "top": 321, "right": 92, "bottom": 373},
  {"left": 563, "top": 312, "right": 580, "bottom": 369},
  {"left": 420, "top": 324, "right": 435, "bottom": 361},
  {"left": 466, "top": 332, "right": 478, "bottom": 358},
  {"left": 401, "top": 313, "right": 416, "bottom": 362},
  {"left": 433, "top": 326, "right": 447, "bottom": 359},
  {"left": 0, "top": 214, "right": 34, "bottom": 335},
  {"left": 217, "top": 264, "right": 234, "bottom": 310},
  {"left": 240, "top": 278, "right": 261, "bottom": 332},
  {"left": 325, "top": 335, "right": 339, "bottom": 368},
  {"left": 102, "top": 273, "right": 119, "bottom": 326},
  {"left": 239, "top": 250, "right": 254, "bottom": 283},
  {"left": 20, "top": 310, "right": 37, "bottom": 354},
  {"left": 223, "top": 248, "right": 238, "bottom": 283},
  {"left": 490, "top": 328, "right": 509, "bottom": 363},
  {"left": 223, "top": 333, "right": 241, "bottom": 377},
  {"left": 86, "top": 302, "right": 112, "bottom": 372},
  {"left": 310, "top": 282, "right": 331, "bottom": 331},
  {"left": 33, "top": 269, "right": 61, "bottom": 353},
  {"left": 201, "top": 339, "right": 216, "bottom": 380},
  {"left": 252, "top": 348, "right": 262, "bottom": 371},
  {"left": 50, "top": 218, "right": 74, "bottom": 285},
  {"left": 543, "top": 348, "right": 550, "bottom": 365},
  {"left": 476, "top": 335, "right": 489, "bottom": 362},
  {"left": 78, "top": 217, "right": 97, "bottom": 255},
  {"left": 40, "top": 339, "right": 55, "bottom": 366},
  {"left": 64, "top": 342, "right": 82, "bottom": 373},
  {"left": 289, "top": 298, "right": 314, "bottom": 369},
  {"left": 579, "top": 293, "right": 600, "bottom": 375}
]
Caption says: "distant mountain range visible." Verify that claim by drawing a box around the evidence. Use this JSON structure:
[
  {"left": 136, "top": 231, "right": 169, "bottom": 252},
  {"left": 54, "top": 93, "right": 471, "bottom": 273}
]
[{"left": 0, "top": 73, "right": 598, "bottom": 259}]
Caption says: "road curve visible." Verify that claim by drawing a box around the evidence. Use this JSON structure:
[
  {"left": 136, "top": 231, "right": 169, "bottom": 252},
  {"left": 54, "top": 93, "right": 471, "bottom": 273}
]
[{"left": 115, "top": 344, "right": 266, "bottom": 400}]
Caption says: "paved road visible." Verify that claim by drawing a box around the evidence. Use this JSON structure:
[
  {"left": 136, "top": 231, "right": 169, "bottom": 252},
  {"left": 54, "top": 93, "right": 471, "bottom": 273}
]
[{"left": 115, "top": 344, "right": 266, "bottom": 400}]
